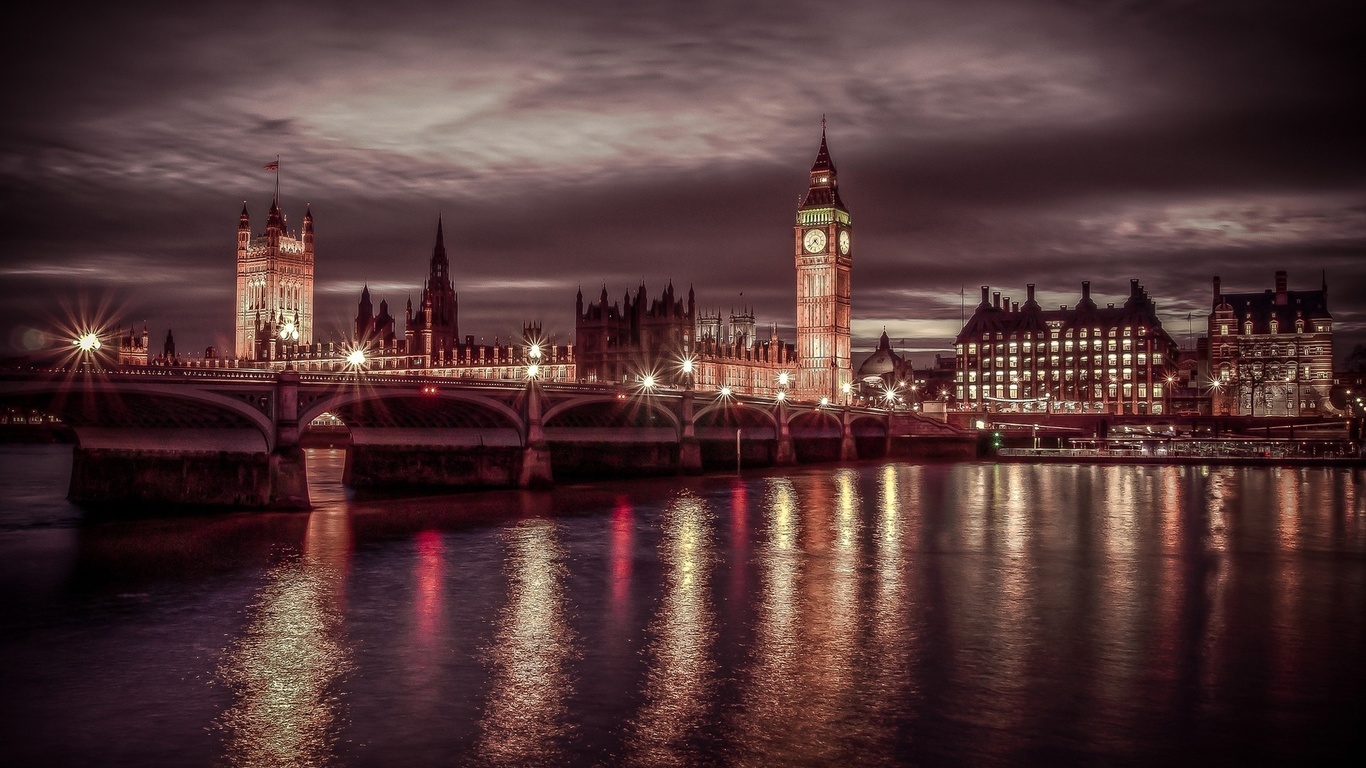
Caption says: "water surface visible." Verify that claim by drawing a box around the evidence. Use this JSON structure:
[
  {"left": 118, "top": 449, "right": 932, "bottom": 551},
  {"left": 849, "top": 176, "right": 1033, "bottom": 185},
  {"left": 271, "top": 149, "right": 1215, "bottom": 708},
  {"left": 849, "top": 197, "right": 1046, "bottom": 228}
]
[{"left": 1, "top": 445, "right": 1363, "bottom": 766}]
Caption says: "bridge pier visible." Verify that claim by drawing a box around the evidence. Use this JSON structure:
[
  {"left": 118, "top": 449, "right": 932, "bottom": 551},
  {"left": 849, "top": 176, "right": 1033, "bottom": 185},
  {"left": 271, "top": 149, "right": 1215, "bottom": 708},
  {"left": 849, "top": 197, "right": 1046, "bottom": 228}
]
[
  {"left": 679, "top": 388, "right": 702, "bottom": 474},
  {"left": 519, "top": 381, "right": 554, "bottom": 489},
  {"left": 840, "top": 407, "right": 858, "bottom": 461},
  {"left": 269, "top": 370, "right": 310, "bottom": 509},
  {"left": 69, "top": 446, "right": 309, "bottom": 510},
  {"left": 775, "top": 400, "right": 796, "bottom": 466}
]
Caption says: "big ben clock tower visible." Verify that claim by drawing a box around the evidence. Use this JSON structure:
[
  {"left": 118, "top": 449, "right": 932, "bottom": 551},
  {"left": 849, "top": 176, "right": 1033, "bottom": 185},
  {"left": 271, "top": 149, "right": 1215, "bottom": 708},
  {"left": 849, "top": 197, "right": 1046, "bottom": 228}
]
[{"left": 794, "top": 121, "right": 852, "bottom": 401}]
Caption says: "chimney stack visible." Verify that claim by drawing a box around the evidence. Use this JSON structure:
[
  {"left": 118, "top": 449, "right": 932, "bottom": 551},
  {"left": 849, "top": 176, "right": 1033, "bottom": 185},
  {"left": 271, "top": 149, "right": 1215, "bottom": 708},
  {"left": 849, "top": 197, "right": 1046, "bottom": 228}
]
[
  {"left": 1275, "top": 270, "right": 1288, "bottom": 305},
  {"left": 1082, "top": 281, "right": 1091, "bottom": 302},
  {"left": 981, "top": 285, "right": 990, "bottom": 305},
  {"left": 1130, "top": 278, "right": 1139, "bottom": 297},
  {"left": 1213, "top": 276, "right": 1221, "bottom": 307},
  {"left": 1012, "top": 301, "right": 1019, "bottom": 313},
  {"left": 1027, "top": 284, "right": 1036, "bottom": 302},
  {"left": 993, "top": 291, "right": 1001, "bottom": 309}
]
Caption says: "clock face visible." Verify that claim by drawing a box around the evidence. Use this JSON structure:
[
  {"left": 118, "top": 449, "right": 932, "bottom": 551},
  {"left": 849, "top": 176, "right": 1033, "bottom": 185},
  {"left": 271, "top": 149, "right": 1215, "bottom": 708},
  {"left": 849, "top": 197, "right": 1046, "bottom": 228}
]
[
  {"left": 803, "top": 228, "right": 827, "bottom": 253},
  {"left": 838, "top": 230, "right": 850, "bottom": 255}
]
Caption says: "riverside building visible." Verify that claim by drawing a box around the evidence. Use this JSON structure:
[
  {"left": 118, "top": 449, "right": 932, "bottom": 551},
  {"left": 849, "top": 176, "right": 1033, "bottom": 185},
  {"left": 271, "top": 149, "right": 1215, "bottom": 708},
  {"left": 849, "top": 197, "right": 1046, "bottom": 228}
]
[{"left": 954, "top": 280, "right": 1180, "bottom": 415}]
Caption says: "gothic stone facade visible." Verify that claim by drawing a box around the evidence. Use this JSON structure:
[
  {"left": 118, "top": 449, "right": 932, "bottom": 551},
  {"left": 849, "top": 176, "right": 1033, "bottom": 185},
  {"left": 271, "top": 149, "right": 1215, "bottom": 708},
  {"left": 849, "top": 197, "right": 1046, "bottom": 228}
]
[
  {"left": 794, "top": 126, "right": 853, "bottom": 402},
  {"left": 235, "top": 197, "right": 314, "bottom": 359},
  {"left": 574, "top": 282, "right": 795, "bottom": 396}
]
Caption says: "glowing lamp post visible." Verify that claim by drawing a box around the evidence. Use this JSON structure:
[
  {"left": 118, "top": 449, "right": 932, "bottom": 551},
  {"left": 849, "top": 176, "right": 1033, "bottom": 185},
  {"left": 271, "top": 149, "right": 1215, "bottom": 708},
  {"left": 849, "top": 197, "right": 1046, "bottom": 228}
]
[
  {"left": 841, "top": 381, "right": 851, "bottom": 407},
  {"left": 346, "top": 348, "right": 367, "bottom": 368},
  {"left": 73, "top": 331, "right": 102, "bottom": 371},
  {"left": 74, "top": 333, "right": 101, "bottom": 353},
  {"left": 279, "top": 320, "right": 300, "bottom": 369}
]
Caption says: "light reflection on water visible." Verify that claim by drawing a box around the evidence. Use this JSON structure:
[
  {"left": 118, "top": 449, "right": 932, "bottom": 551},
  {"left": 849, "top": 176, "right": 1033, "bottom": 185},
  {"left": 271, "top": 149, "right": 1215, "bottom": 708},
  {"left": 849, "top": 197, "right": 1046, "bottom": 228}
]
[
  {"left": 476, "top": 514, "right": 573, "bottom": 767},
  {"left": 625, "top": 491, "right": 716, "bottom": 767},
  {"left": 3, "top": 446, "right": 1365, "bottom": 767},
  {"left": 217, "top": 506, "right": 353, "bottom": 768}
]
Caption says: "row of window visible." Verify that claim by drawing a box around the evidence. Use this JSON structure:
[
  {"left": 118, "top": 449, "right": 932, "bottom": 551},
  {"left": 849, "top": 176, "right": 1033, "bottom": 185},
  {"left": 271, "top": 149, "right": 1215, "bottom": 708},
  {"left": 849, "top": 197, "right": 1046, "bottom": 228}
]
[
  {"left": 1213, "top": 344, "right": 1329, "bottom": 358},
  {"left": 961, "top": 368, "right": 1151, "bottom": 383},
  {"left": 1215, "top": 321, "right": 1330, "bottom": 335},
  {"left": 959, "top": 337, "right": 1153, "bottom": 355},
  {"left": 959, "top": 383, "right": 1165, "bottom": 399},
  {"left": 970, "top": 353, "right": 1159, "bottom": 369}
]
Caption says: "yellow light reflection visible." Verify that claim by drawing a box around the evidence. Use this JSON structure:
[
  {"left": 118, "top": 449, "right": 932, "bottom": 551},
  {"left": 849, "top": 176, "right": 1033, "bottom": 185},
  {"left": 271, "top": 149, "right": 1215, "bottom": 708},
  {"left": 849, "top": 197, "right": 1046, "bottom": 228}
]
[
  {"left": 476, "top": 518, "right": 572, "bottom": 766},
  {"left": 734, "top": 478, "right": 802, "bottom": 747},
  {"left": 627, "top": 492, "right": 717, "bottom": 764},
  {"left": 219, "top": 508, "right": 353, "bottom": 768}
]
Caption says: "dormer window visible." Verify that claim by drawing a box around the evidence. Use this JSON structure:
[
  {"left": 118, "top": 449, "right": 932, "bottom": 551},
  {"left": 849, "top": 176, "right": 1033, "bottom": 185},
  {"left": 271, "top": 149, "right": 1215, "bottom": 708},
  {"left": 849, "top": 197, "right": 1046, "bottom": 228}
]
[
  {"left": 1270, "top": 320, "right": 1279, "bottom": 334},
  {"left": 1244, "top": 321, "right": 1253, "bottom": 334},
  {"left": 1295, "top": 319, "right": 1304, "bottom": 333}
]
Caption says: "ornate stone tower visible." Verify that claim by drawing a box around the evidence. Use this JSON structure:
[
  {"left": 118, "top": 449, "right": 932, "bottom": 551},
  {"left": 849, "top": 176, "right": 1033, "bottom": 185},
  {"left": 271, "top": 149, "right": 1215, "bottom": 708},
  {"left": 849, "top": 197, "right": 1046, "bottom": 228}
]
[
  {"left": 794, "top": 122, "right": 852, "bottom": 401},
  {"left": 234, "top": 195, "right": 314, "bottom": 359},
  {"left": 405, "top": 218, "right": 460, "bottom": 366}
]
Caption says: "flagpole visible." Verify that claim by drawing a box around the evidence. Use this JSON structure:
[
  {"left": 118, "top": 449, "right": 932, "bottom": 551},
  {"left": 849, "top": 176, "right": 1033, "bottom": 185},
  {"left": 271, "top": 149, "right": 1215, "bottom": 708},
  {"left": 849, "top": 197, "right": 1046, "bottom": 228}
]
[{"left": 274, "top": 155, "right": 280, "bottom": 202}]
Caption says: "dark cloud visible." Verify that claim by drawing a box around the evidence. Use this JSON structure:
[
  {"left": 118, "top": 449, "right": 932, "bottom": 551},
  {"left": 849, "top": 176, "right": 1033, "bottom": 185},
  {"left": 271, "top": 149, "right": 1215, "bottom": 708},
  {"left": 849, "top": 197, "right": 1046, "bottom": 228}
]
[{"left": 1, "top": 0, "right": 1362, "bottom": 365}]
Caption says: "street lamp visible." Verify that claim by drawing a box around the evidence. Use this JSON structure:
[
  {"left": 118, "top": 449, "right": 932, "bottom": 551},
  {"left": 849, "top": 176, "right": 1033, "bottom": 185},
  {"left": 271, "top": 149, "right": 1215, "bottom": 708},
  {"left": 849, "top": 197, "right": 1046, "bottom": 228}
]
[
  {"left": 679, "top": 353, "right": 696, "bottom": 390},
  {"left": 279, "top": 320, "right": 300, "bottom": 369},
  {"left": 841, "top": 381, "right": 851, "bottom": 407},
  {"left": 74, "top": 332, "right": 101, "bottom": 353},
  {"left": 73, "top": 331, "right": 102, "bottom": 371}
]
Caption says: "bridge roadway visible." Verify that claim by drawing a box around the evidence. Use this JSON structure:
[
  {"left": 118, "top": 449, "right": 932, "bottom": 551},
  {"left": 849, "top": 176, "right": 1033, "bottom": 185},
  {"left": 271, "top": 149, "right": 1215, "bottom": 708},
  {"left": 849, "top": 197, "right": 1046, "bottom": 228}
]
[{"left": 0, "top": 367, "right": 969, "bottom": 509}]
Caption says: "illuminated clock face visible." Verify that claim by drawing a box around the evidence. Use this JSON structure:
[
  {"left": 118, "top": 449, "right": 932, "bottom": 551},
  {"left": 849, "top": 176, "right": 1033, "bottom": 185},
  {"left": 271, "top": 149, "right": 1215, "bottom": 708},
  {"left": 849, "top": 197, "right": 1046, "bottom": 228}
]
[
  {"left": 803, "top": 228, "right": 827, "bottom": 253},
  {"left": 838, "top": 230, "right": 850, "bottom": 254}
]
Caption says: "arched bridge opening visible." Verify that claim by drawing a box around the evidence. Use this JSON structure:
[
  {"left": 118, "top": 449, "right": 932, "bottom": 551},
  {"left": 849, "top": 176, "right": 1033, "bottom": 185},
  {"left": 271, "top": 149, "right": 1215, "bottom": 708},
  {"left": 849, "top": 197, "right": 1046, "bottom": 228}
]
[
  {"left": 851, "top": 415, "right": 890, "bottom": 459},
  {"left": 543, "top": 396, "right": 682, "bottom": 481},
  {"left": 695, "top": 402, "right": 780, "bottom": 469},
  {"left": 304, "top": 390, "right": 526, "bottom": 492},
  {"left": 790, "top": 409, "right": 844, "bottom": 463}
]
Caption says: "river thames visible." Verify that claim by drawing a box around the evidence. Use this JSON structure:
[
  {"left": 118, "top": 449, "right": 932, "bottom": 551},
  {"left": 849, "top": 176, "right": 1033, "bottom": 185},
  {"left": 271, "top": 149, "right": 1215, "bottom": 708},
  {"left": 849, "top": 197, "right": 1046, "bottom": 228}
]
[{"left": 0, "top": 445, "right": 1363, "bottom": 766}]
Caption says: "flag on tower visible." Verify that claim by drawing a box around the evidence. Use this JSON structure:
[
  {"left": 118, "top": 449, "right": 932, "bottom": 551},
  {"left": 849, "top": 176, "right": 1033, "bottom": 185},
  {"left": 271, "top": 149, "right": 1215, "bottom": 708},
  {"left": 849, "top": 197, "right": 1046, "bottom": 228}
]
[{"left": 263, "top": 160, "right": 279, "bottom": 171}]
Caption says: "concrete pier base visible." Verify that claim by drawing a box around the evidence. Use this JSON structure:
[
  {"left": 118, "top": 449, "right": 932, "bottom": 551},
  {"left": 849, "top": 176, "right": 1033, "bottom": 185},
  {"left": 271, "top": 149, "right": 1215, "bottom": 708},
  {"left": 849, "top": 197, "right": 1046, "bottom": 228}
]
[
  {"left": 839, "top": 433, "right": 858, "bottom": 461},
  {"left": 519, "top": 442, "right": 554, "bottom": 489},
  {"left": 269, "top": 446, "right": 311, "bottom": 510},
  {"left": 775, "top": 437, "right": 797, "bottom": 465},
  {"left": 344, "top": 444, "right": 521, "bottom": 491},
  {"left": 679, "top": 437, "right": 703, "bottom": 474},
  {"left": 69, "top": 447, "right": 310, "bottom": 510}
]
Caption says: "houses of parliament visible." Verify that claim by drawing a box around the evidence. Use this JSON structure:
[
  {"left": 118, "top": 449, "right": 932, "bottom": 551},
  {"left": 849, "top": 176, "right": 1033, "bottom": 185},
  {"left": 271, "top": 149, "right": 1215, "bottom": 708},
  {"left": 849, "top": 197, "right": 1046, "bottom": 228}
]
[
  {"left": 225, "top": 127, "right": 857, "bottom": 401},
  {"left": 122, "top": 121, "right": 1339, "bottom": 418}
]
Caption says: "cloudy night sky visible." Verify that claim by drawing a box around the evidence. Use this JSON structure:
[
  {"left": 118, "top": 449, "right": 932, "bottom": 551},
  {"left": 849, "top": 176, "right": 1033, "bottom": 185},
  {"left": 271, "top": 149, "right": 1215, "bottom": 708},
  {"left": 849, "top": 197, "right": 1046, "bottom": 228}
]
[{"left": 2, "top": 0, "right": 1362, "bottom": 366}]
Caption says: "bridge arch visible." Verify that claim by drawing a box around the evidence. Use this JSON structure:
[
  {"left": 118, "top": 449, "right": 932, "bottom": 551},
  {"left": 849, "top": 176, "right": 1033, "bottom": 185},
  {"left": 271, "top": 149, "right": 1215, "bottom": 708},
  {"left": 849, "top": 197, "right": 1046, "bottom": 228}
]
[
  {"left": 694, "top": 401, "right": 778, "bottom": 428},
  {"left": 544, "top": 395, "right": 681, "bottom": 435},
  {"left": 301, "top": 388, "right": 525, "bottom": 436},
  {"left": 788, "top": 409, "right": 843, "bottom": 435},
  {"left": 0, "top": 379, "right": 276, "bottom": 452}
]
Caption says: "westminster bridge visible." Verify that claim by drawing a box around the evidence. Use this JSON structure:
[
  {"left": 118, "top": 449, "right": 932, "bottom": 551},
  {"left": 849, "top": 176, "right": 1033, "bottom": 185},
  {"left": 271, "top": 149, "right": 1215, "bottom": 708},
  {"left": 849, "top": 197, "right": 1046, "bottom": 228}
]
[{"left": 0, "top": 367, "right": 969, "bottom": 509}]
